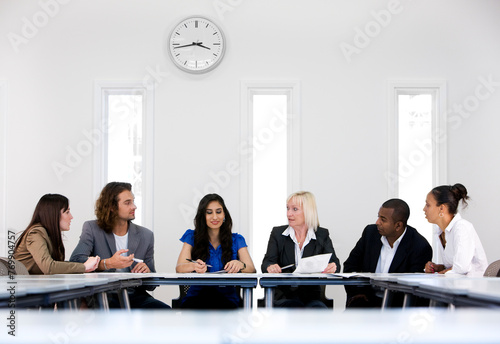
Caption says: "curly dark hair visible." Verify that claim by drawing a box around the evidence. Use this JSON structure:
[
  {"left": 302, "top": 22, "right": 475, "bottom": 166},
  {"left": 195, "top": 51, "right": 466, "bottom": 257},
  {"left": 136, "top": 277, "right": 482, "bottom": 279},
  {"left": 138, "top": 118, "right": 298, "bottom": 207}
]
[
  {"left": 192, "top": 194, "right": 233, "bottom": 265},
  {"left": 95, "top": 182, "right": 132, "bottom": 233},
  {"left": 15, "top": 194, "right": 68, "bottom": 261}
]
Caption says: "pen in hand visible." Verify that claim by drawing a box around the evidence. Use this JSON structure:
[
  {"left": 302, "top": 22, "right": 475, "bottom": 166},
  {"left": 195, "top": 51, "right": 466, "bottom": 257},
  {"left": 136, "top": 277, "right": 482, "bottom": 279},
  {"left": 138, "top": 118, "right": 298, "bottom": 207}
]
[
  {"left": 186, "top": 258, "right": 212, "bottom": 268},
  {"left": 280, "top": 264, "right": 294, "bottom": 270}
]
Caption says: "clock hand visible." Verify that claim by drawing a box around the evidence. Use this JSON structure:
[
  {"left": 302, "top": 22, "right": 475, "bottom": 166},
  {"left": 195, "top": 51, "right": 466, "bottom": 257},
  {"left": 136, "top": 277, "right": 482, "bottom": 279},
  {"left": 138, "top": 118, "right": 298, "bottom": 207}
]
[
  {"left": 194, "top": 42, "right": 211, "bottom": 50},
  {"left": 173, "top": 42, "right": 197, "bottom": 49}
]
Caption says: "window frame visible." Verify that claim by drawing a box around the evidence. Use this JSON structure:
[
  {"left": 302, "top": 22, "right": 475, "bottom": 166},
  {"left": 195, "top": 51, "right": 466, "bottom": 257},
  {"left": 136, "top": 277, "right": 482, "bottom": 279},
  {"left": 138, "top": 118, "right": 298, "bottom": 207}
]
[
  {"left": 387, "top": 80, "right": 447, "bottom": 197},
  {"left": 93, "top": 81, "right": 155, "bottom": 229},
  {"left": 239, "top": 80, "right": 301, "bottom": 250}
]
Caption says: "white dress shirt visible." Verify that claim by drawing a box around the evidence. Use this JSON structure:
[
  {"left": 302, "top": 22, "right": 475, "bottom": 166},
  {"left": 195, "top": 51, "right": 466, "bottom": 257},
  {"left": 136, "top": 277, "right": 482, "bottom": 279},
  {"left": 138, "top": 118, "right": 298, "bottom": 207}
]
[
  {"left": 282, "top": 226, "right": 316, "bottom": 266},
  {"left": 375, "top": 228, "right": 407, "bottom": 273},
  {"left": 433, "top": 213, "right": 488, "bottom": 276}
]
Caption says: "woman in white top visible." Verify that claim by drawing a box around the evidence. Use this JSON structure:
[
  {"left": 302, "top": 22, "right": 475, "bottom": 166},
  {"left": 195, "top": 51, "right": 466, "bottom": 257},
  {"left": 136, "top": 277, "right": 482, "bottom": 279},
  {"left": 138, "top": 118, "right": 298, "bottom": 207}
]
[{"left": 423, "top": 183, "right": 488, "bottom": 276}]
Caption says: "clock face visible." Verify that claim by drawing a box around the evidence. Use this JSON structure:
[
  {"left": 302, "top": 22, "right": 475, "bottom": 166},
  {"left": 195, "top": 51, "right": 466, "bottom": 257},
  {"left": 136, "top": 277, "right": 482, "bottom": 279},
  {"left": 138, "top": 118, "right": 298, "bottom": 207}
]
[{"left": 168, "top": 17, "right": 226, "bottom": 73}]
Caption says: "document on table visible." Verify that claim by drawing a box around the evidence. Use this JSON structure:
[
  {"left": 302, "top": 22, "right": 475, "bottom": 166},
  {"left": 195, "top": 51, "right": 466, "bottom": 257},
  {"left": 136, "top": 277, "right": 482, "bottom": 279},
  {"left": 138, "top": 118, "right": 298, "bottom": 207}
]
[{"left": 294, "top": 253, "right": 332, "bottom": 273}]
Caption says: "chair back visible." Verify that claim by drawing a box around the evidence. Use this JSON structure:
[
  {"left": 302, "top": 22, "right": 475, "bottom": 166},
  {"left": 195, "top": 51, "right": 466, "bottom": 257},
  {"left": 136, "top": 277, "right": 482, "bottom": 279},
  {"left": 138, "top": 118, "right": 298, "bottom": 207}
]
[
  {"left": 171, "top": 285, "right": 244, "bottom": 309},
  {"left": 257, "top": 285, "right": 334, "bottom": 308},
  {"left": 0, "top": 257, "right": 29, "bottom": 276},
  {"left": 483, "top": 259, "right": 500, "bottom": 277}
]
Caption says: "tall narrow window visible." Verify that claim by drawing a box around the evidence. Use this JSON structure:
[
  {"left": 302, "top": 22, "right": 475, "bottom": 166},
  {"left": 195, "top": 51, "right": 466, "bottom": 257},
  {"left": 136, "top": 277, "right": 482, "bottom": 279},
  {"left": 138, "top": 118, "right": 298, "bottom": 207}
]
[
  {"left": 252, "top": 93, "right": 288, "bottom": 270},
  {"left": 388, "top": 81, "right": 446, "bottom": 243},
  {"left": 241, "top": 81, "right": 300, "bottom": 302},
  {"left": 94, "top": 82, "right": 154, "bottom": 228}
]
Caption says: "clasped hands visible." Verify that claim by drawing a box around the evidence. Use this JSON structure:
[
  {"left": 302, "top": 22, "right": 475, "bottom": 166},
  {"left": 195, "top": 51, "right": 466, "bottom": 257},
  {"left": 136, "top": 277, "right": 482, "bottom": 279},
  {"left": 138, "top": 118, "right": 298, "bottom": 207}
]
[
  {"left": 425, "top": 261, "right": 451, "bottom": 274},
  {"left": 267, "top": 262, "right": 337, "bottom": 273}
]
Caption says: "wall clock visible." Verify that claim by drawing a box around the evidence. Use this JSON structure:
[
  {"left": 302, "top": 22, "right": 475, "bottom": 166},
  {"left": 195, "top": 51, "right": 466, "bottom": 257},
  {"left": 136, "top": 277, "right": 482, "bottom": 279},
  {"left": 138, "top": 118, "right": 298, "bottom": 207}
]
[{"left": 168, "top": 16, "right": 226, "bottom": 74}]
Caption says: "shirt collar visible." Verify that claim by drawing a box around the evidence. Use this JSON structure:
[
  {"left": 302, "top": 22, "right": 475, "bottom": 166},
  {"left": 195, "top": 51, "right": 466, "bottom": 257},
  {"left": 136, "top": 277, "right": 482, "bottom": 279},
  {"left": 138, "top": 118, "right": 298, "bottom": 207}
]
[
  {"left": 380, "top": 227, "right": 407, "bottom": 248},
  {"left": 445, "top": 213, "right": 462, "bottom": 232},
  {"left": 282, "top": 226, "right": 316, "bottom": 242}
]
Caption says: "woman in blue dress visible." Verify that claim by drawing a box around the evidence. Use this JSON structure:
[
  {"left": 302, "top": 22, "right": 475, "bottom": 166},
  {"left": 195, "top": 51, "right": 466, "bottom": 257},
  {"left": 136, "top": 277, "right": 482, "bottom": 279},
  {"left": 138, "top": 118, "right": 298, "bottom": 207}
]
[{"left": 176, "top": 193, "right": 256, "bottom": 309}]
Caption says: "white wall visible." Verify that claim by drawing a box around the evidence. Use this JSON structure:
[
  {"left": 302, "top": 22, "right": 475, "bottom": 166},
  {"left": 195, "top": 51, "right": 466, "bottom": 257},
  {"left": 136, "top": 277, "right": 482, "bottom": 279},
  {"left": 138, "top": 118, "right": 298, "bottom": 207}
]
[{"left": 1, "top": 0, "right": 500, "bottom": 309}]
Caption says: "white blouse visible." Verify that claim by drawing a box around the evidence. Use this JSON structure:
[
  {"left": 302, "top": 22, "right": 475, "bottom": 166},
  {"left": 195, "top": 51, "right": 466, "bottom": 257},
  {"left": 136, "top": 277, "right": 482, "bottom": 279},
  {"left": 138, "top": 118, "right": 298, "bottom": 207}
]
[{"left": 433, "top": 213, "right": 488, "bottom": 276}]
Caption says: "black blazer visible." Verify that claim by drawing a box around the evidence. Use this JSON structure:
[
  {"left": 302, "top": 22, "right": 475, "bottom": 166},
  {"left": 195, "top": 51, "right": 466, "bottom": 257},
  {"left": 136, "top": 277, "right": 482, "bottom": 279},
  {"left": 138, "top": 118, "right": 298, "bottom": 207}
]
[
  {"left": 343, "top": 224, "right": 432, "bottom": 302},
  {"left": 261, "top": 225, "right": 341, "bottom": 303}
]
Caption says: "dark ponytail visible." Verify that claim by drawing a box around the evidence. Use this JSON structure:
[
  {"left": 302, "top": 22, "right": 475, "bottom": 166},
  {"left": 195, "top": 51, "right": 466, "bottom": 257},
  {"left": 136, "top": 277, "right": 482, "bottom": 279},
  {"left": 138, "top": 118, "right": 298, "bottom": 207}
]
[{"left": 431, "top": 183, "right": 469, "bottom": 214}]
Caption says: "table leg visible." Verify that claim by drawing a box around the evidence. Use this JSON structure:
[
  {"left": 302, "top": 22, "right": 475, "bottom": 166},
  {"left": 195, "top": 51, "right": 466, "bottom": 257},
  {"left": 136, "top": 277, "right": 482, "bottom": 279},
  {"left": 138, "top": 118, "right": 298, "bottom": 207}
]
[
  {"left": 118, "top": 289, "right": 131, "bottom": 310},
  {"left": 403, "top": 293, "right": 414, "bottom": 308},
  {"left": 265, "top": 288, "right": 274, "bottom": 309},
  {"left": 381, "top": 289, "right": 393, "bottom": 310},
  {"left": 242, "top": 288, "right": 253, "bottom": 309},
  {"left": 98, "top": 292, "right": 110, "bottom": 311}
]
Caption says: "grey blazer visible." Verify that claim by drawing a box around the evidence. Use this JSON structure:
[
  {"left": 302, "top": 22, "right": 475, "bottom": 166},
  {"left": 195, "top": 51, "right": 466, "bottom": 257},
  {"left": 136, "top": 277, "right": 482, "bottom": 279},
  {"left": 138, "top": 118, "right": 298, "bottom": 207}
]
[{"left": 69, "top": 220, "right": 156, "bottom": 273}]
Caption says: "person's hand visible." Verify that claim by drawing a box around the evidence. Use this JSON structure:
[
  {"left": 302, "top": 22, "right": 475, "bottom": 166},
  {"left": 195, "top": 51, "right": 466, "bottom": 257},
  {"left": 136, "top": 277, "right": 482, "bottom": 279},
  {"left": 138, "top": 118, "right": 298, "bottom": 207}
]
[
  {"left": 438, "top": 267, "right": 452, "bottom": 274},
  {"left": 131, "top": 262, "right": 150, "bottom": 273},
  {"left": 267, "top": 264, "right": 282, "bottom": 273},
  {"left": 84, "top": 256, "right": 100, "bottom": 272},
  {"left": 424, "top": 261, "right": 435, "bottom": 273},
  {"left": 425, "top": 261, "right": 445, "bottom": 273},
  {"left": 224, "top": 260, "right": 244, "bottom": 274},
  {"left": 322, "top": 262, "right": 337, "bottom": 273},
  {"left": 108, "top": 249, "right": 134, "bottom": 269},
  {"left": 193, "top": 259, "right": 207, "bottom": 274}
]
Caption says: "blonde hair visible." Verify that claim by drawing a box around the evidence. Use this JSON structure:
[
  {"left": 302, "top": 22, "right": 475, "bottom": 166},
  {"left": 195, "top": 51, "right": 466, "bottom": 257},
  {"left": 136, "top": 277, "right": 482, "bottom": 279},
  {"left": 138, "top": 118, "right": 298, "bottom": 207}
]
[{"left": 286, "top": 191, "right": 320, "bottom": 230}]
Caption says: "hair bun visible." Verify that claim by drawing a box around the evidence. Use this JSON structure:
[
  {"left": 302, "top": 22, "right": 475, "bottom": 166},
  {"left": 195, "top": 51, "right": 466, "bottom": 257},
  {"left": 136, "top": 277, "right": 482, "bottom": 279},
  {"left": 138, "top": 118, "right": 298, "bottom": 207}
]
[{"left": 451, "top": 183, "right": 469, "bottom": 207}]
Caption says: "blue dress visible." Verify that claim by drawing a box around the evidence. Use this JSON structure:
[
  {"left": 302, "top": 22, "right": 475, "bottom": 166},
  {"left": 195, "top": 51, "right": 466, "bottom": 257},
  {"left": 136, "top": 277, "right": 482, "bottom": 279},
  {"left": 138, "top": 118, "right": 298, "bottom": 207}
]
[{"left": 179, "top": 229, "right": 247, "bottom": 306}]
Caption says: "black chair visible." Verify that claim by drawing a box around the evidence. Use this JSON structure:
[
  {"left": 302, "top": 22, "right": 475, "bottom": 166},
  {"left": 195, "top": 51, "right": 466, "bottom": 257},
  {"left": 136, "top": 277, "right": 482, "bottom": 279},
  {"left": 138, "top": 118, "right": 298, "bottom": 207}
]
[
  {"left": 483, "top": 259, "right": 500, "bottom": 277},
  {"left": 257, "top": 285, "right": 334, "bottom": 308},
  {"left": 171, "top": 285, "right": 191, "bottom": 308},
  {"left": 172, "top": 285, "right": 244, "bottom": 309}
]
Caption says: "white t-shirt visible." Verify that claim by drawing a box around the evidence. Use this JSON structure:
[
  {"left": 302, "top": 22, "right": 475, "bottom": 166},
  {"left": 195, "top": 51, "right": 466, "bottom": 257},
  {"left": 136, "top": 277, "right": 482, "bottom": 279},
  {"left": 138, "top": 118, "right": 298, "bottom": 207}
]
[{"left": 114, "top": 232, "right": 129, "bottom": 272}]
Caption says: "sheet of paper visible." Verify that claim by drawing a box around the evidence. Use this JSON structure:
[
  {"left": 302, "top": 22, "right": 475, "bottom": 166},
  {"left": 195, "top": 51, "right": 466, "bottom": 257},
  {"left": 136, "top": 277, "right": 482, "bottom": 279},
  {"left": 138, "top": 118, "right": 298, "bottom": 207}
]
[{"left": 294, "top": 253, "right": 332, "bottom": 273}]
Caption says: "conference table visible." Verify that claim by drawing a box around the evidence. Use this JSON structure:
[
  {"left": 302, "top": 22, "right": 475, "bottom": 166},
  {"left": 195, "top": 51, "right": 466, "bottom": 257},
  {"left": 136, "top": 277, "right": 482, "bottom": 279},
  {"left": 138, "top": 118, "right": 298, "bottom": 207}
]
[
  {"left": 367, "top": 273, "right": 500, "bottom": 308},
  {"left": 140, "top": 272, "right": 259, "bottom": 309},
  {"left": 258, "top": 272, "right": 370, "bottom": 308},
  {"left": 2, "top": 272, "right": 500, "bottom": 310},
  {"left": 0, "top": 273, "right": 142, "bottom": 310},
  {"left": 2, "top": 308, "right": 500, "bottom": 344}
]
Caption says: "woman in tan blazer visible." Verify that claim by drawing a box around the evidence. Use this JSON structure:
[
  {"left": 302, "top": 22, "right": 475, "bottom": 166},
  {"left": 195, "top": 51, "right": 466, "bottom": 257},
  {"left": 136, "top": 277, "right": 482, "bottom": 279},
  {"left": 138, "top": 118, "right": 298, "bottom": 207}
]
[{"left": 14, "top": 194, "right": 100, "bottom": 274}]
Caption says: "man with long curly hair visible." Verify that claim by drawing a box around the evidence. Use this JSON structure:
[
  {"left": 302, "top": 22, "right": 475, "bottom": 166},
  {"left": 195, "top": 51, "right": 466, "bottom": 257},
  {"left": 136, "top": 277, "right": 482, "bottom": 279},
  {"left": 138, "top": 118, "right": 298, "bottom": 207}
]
[{"left": 70, "top": 182, "right": 169, "bottom": 309}]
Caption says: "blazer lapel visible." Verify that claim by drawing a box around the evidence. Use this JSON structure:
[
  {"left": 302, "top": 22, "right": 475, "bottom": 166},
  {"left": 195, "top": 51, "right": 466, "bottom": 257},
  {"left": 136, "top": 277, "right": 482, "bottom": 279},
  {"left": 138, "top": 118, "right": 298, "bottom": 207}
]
[
  {"left": 104, "top": 231, "right": 117, "bottom": 256},
  {"left": 302, "top": 238, "right": 316, "bottom": 258},
  {"left": 127, "top": 223, "right": 140, "bottom": 256},
  {"left": 282, "top": 236, "right": 296, "bottom": 266},
  {"left": 369, "top": 239, "right": 383, "bottom": 272},
  {"left": 389, "top": 228, "right": 411, "bottom": 272}
]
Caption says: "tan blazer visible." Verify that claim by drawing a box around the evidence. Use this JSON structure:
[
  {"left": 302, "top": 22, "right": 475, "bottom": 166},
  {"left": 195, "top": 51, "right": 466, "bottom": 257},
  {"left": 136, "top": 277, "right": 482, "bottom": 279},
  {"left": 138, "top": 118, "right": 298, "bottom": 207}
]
[{"left": 14, "top": 225, "right": 85, "bottom": 275}]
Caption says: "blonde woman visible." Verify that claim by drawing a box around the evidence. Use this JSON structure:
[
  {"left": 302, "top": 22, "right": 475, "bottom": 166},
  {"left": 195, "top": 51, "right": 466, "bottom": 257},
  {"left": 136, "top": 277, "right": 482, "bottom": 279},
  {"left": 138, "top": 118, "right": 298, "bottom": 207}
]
[{"left": 262, "top": 191, "right": 340, "bottom": 308}]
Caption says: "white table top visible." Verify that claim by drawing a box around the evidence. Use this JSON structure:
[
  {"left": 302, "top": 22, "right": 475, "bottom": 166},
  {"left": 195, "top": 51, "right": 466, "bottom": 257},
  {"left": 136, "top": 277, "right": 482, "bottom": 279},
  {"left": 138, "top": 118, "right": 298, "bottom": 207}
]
[{"left": 1, "top": 309, "right": 499, "bottom": 343}]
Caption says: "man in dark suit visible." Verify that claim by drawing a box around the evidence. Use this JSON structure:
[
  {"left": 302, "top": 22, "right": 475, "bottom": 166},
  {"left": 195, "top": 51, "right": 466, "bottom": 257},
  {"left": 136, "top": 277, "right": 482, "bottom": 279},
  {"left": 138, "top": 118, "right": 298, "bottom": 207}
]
[
  {"left": 343, "top": 198, "right": 432, "bottom": 308},
  {"left": 70, "top": 182, "right": 169, "bottom": 309}
]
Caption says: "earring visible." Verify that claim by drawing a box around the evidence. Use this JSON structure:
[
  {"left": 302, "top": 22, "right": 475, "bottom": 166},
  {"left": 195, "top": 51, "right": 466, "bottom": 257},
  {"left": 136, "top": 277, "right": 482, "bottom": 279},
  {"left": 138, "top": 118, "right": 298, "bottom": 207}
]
[
  {"left": 439, "top": 213, "right": 444, "bottom": 218},
  {"left": 223, "top": 218, "right": 226, "bottom": 222}
]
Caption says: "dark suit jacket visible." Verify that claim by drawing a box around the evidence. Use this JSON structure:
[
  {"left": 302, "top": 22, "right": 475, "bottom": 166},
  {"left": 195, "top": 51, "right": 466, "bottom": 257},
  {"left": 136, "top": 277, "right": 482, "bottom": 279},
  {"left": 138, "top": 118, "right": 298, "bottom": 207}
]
[
  {"left": 343, "top": 224, "right": 432, "bottom": 305},
  {"left": 70, "top": 220, "right": 156, "bottom": 273},
  {"left": 261, "top": 225, "right": 341, "bottom": 303}
]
